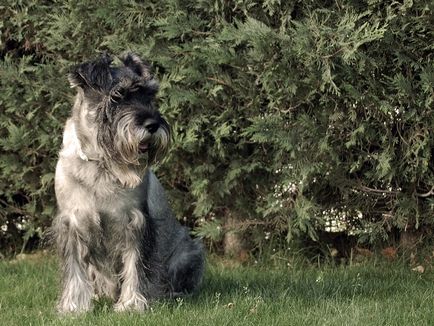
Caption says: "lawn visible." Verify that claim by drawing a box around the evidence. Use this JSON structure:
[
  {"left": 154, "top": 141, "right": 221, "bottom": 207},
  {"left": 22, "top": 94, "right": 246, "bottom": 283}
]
[{"left": 0, "top": 253, "right": 433, "bottom": 325}]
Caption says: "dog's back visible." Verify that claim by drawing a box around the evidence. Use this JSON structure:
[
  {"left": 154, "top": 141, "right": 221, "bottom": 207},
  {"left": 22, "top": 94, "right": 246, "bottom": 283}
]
[{"left": 144, "top": 170, "right": 205, "bottom": 296}]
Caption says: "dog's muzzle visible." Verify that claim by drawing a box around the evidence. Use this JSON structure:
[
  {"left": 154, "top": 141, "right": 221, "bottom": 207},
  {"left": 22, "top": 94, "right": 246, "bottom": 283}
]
[
  {"left": 144, "top": 119, "right": 160, "bottom": 134},
  {"left": 138, "top": 119, "right": 160, "bottom": 153}
]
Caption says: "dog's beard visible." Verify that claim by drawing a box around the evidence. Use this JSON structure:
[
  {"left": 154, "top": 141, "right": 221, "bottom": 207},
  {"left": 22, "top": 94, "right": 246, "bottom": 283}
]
[
  {"left": 113, "top": 114, "right": 170, "bottom": 165},
  {"left": 114, "top": 113, "right": 147, "bottom": 166},
  {"left": 147, "top": 120, "right": 171, "bottom": 164},
  {"left": 96, "top": 113, "right": 170, "bottom": 188}
]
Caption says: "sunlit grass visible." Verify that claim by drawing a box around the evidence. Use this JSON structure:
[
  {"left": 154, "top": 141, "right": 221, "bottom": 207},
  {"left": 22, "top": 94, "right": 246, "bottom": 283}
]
[{"left": 0, "top": 253, "right": 433, "bottom": 325}]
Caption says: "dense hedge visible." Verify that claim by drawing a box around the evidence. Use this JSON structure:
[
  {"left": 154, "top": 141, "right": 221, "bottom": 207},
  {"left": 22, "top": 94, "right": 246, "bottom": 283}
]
[{"left": 1, "top": 0, "right": 433, "bottom": 256}]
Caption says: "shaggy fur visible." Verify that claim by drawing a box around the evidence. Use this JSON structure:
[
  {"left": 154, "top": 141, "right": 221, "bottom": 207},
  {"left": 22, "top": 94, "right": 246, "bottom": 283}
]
[{"left": 52, "top": 53, "right": 204, "bottom": 313}]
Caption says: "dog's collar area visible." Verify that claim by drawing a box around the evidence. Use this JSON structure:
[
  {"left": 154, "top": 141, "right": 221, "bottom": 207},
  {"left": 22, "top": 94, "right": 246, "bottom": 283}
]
[
  {"left": 78, "top": 148, "right": 89, "bottom": 161},
  {"left": 77, "top": 148, "right": 100, "bottom": 162}
]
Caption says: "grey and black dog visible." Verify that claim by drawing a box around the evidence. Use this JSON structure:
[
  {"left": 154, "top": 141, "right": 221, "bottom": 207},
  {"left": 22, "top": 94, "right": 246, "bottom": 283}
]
[{"left": 52, "top": 53, "right": 204, "bottom": 313}]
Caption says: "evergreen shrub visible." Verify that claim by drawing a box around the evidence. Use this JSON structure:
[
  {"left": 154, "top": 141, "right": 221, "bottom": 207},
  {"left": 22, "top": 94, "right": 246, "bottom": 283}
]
[{"left": 1, "top": 0, "right": 432, "bottom": 255}]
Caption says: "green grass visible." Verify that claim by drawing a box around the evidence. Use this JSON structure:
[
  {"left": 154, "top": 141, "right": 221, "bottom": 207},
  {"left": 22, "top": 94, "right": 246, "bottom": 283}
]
[{"left": 0, "top": 254, "right": 433, "bottom": 325}]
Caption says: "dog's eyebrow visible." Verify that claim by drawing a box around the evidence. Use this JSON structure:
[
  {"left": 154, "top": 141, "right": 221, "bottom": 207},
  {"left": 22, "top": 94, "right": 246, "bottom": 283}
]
[{"left": 127, "top": 80, "right": 146, "bottom": 90}]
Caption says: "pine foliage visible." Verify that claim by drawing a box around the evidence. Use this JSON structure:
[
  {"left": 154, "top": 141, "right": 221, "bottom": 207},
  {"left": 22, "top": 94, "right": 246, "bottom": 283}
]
[{"left": 1, "top": 0, "right": 433, "bottom": 254}]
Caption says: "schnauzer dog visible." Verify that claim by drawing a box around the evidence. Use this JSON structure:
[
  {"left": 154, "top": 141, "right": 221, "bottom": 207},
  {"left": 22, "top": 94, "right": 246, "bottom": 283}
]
[{"left": 52, "top": 53, "right": 204, "bottom": 313}]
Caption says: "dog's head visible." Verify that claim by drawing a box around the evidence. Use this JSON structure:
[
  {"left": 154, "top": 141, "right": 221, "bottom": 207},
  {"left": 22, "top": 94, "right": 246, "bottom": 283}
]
[{"left": 68, "top": 53, "right": 170, "bottom": 168}]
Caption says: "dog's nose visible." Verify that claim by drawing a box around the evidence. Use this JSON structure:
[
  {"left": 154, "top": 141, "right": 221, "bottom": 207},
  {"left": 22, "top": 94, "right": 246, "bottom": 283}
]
[{"left": 144, "top": 120, "right": 160, "bottom": 134}]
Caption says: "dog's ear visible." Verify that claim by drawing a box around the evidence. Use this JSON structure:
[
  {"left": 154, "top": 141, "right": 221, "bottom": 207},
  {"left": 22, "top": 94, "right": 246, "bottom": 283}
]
[
  {"left": 116, "top": 53, "right": 159, "bottom": 99},
  {"left": 68, "top": 53, "right": 113, "bottom": 93},
  {"left": 121, "top": 53, "right": 152, "bottom": 79}
]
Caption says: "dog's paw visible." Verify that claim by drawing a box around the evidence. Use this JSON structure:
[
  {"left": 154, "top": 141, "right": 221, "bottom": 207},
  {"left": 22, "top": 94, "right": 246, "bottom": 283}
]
[
  {"left": 114, "top": 293, "right": 148, "bottom": 312},
  {"left": 57, "top": 286, "right": 93, "bottom": 314}
]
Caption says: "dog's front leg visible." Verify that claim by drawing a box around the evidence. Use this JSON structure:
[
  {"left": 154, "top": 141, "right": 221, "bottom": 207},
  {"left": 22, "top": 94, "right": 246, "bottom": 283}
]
[
  {"left": 55, "top": 212, "right": 97, "bottom": 313},
  {"left": 114, "top": 208, "right": 149, "bottom": 312}
]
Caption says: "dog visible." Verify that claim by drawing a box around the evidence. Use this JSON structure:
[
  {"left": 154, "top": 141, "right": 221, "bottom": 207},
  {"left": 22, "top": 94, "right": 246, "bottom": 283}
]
[{"left": 52, "top": 53, "right": 204, "bottom": 313}]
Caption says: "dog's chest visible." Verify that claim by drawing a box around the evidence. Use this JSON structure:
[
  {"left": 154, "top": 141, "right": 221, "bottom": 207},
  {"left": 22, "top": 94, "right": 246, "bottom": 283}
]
[{"left": 95, "top": 184, "right": 146, "bottom": 224}]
